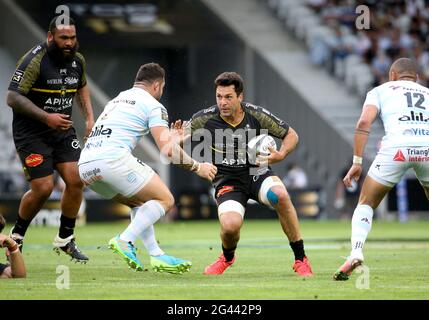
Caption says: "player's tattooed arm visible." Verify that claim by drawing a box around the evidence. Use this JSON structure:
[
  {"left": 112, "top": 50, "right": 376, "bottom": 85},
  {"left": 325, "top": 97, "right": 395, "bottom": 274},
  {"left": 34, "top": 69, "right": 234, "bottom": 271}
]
[
  {"left": 76, "top": 85, "right": 95, "bottom": 138},
  {"left": 6, "top": 90, "right": 48, "bottom": 123},
  {"left": 6, "top": 90, "right": 73, "bottom": 131}
]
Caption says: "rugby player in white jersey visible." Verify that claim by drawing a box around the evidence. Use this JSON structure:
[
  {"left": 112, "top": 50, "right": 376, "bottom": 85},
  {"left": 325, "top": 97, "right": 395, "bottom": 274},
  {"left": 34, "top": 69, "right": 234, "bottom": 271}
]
[
  {"left": 333, "top": 58, "right": 429, "bottom": 280},
  {"left": 78, "top": 63, "right": 217, "bottom": 273}
]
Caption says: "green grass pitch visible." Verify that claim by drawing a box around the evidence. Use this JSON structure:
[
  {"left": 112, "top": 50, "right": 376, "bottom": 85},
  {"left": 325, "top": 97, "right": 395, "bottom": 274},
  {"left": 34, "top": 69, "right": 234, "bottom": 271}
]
[{"left": 1, "top": 220, "right": 428, "bottom": 300}]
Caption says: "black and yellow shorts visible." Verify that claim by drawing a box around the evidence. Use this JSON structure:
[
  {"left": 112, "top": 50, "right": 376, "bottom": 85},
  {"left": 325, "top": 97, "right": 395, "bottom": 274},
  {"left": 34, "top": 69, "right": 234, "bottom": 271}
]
[{"left": 15, "top": 130, "right": 81, "bottom": 181}]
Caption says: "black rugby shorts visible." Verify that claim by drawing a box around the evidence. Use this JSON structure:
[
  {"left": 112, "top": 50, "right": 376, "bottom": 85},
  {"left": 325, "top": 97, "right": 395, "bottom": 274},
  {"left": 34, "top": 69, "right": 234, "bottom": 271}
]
[{"left": 15, "top": 130, "right": 81, "bottom": 180}]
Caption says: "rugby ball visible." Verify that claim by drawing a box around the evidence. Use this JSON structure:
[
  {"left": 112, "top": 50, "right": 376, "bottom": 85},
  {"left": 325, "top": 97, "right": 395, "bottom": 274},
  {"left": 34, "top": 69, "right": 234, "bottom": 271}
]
[{"left": 247, "top": 134, "right": 277, "bottom": 163}]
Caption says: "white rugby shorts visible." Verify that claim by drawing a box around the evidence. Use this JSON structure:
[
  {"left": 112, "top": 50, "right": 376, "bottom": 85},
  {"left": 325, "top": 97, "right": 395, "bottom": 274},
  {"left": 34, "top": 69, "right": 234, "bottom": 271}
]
[
  {"left": 368, "top": 146, "right": 429, "bottom": 187},
  {"left": 78, "top": 152, "right": 155, "bottom": 198}
]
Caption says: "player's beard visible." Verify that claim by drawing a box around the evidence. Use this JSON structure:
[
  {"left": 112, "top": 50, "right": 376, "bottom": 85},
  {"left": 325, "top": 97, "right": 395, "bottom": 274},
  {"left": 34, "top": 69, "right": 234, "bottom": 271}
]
[
  {"left": 154, "top": 90, "right": 162, "bottom": 101},
  {"left": 153, "top": 85, "right": 164, "bottom": 101},
  {"left": 47, "top": 39, "right": 79, "bottom": 64}
]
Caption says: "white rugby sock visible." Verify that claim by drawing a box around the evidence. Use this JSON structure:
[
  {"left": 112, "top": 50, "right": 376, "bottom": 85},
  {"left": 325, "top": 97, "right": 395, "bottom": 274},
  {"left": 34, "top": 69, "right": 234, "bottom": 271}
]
[
  {"left": 141, "top": 225, "right": 165, "bottom": 256},
  {"left": 120, "top": 200, "right": 165, "bottom": 244},
  {"left": 350, "top": 204, "right": 373, "bottom": 261},
  {"left": 130, "top": 208, "right": 164, "bottom": 256}
]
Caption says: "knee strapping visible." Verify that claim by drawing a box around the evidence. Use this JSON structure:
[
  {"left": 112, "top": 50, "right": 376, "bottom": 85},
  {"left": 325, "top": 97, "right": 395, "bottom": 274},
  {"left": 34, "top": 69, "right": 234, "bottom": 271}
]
[
  {"left": 267, "top": 188, "right": 279, "bottom": 205},
  {"left": 259, "top": 177, "right": 283, "bottom": 206}
]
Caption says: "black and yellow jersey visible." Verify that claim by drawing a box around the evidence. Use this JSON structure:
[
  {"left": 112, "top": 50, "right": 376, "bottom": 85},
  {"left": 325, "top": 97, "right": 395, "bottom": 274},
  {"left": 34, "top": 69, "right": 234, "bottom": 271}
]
[
  {"left": 189, "top": 102, "right": 289, "bottom": 179},
  {"left": 8, "top": 42, "right": 87, "bottom": 143}
]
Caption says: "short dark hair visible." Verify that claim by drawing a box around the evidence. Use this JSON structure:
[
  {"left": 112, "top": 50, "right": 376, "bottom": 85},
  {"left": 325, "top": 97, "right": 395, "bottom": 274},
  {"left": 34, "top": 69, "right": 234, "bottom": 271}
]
[
  {"left": 214, "top": 72, "right": 244, "bottom": 96},
  {"left": 135, "top": 63, "right": 165, "bottom": 84},
  {"left": 0, "top": 214, "right": 5, "bottom": 233},
  {"left": 391, "top": 57, "right": 418, "bottom": 77},
  {"left": 49, "top": 16, "right": 76, "bottom": 33}
]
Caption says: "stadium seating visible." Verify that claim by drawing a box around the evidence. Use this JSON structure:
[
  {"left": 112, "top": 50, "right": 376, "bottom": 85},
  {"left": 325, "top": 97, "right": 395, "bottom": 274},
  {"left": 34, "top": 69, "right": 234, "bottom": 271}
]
[
  {"left": 0, "top": 47, "right": 25, "bottom": 194},
  {"left": 265, "top": 0, "right": 429, "bottom": 96},
  {"left": 264, "top": 0, "right": 375, "bottom": 97}
]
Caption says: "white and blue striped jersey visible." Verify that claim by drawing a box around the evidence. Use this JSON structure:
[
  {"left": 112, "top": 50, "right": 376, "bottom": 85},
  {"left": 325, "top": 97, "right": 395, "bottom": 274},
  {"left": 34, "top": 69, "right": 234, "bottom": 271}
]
[{"left": 78, "top": 87, "right": 168, "bottom": 164}]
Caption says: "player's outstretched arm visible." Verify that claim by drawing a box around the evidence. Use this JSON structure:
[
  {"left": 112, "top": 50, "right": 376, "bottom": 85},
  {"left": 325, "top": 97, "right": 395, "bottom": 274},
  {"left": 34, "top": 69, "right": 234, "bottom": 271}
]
[
  {"left": 170, "top": 119, "right": 192, "bottom": 147},
  {"left": 150, "top": 126, "right": 217, "bottom": 181}
]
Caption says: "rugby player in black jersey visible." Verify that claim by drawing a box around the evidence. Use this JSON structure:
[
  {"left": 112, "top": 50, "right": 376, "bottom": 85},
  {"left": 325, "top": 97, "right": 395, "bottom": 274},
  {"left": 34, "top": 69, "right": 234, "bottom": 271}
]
[
  {"left": 0, "top": 214, "right": 26, "bottom": 278},
  {"left": 5, "top": 16, "right": 94, "bottom": 262},
  {"left": 175, "top": 72, "right": 313, "bottom": 276}
]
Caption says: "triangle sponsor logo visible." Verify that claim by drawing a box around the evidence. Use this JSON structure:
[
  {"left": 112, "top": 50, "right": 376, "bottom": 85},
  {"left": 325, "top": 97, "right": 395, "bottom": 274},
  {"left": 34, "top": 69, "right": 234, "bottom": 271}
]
[{"left": 393, "top": 150, "right": 406, "bottom": 162}]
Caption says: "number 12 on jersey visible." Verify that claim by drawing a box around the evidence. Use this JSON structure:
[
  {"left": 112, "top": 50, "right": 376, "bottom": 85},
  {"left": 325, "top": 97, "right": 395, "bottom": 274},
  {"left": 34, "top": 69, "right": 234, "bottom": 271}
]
[{"left": 404, "top": 92, "right": 426, "bottom": 109}]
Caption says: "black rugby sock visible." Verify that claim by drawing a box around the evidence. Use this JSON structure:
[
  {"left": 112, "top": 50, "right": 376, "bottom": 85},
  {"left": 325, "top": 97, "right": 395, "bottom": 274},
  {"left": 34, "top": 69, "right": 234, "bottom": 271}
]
[
  {"left": 11, "top": 216, "right": 31, "bottom": 237},
  {"left": 222, "top": 245, "right": 236, "bottom": 262},
  {"left": 59, "top": 215, "right": 76, "bottom": 239},
  {"left": 290, "top": 239, "right": 306, "bottom": 261}
]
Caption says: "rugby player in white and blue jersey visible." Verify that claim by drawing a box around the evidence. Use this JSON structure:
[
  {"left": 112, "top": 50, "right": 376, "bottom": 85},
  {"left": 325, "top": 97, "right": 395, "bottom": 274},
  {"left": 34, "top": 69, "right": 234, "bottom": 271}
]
[
  {"left": 334, "top": 58, "right": 429, "bottom": 280},
  {"left": 78, "top": 63, "right": 217, "bottom": 273}
]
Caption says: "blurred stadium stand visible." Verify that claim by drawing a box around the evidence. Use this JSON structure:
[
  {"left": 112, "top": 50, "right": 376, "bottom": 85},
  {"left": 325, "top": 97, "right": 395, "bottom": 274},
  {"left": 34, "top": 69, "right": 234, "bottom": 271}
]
[
  {"left": 0, "top": 48, "right": 27, "bottom": 195},
  {"left": 268, "top": 0, "right": 429, "bottom": 95}
]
